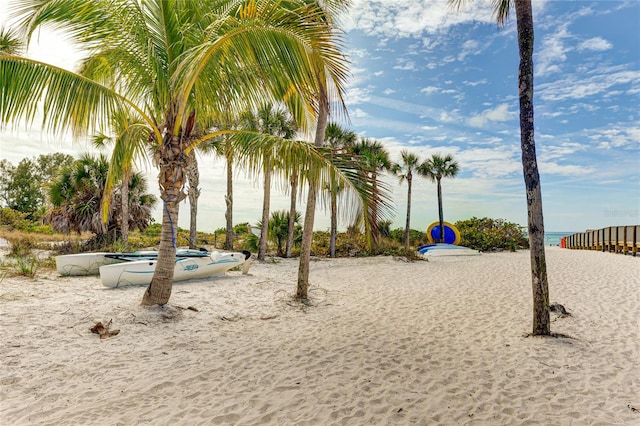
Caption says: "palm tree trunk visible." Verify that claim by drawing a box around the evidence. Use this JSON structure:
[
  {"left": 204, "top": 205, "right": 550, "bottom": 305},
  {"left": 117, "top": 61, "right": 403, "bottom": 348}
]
[
  {"left": 297, "top": 90, "right": 328, "bottom": 299},
  {"left": 285, "top": 170, "right": 298, "bottom": 258},
  {"left": 186, "top": 150, "right": 200, "bottom": 249},
  {"left": 437, "top": 177, "right": 445, "bottom": 243},
  {"left": 258, "top": 157, "right": 271, "bottom": 261},
  {"left": 329, "top": 185, "right": 338, "bottom": 257},
  {"left": 141, "top": 133, "right": 186, "bottom": 306},
  {"left": 224, "top": 144, "right": 234, "bottom": 250},
  {"left": 405, "top": 174, "right": 412, "bottom": 252},
  {"left": 141, "top": 199, "right": 179, "bottom": 305},
  {"left": 120, "top": 171, "right": 130, "bottom": 249},
  {"left": 516, "top": 0, "right": 550, "bottom": 336}
]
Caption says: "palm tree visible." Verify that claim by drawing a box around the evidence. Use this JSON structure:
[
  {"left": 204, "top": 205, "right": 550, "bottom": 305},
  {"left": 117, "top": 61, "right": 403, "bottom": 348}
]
[
  {"left": 420, "top": 153, "right": 459, "bottom": 244},
  {"left": 263, "top": 209, "right": 301, "bottom": 257},
  {"left": 324, "top": 122, "right": 357, "bottom": 257},
  {"left": 451, "top": 0, "right": 550, "bottom": 336},
  {"left": 92, "top": 112, "right": 150, "bottom": 249},
  {"left": 351, "top": 138, "right": 392, "bottom": 252},
  {"left": 48, "top": 153, "right": 155, "bottom": 247},
  {"left": 2, "top": 0, "right": 352, "bottom": 306},
  {"left": 391, "top": 149, "right": 424, "bottom": 253},
  {"left": 239, "top": 103, "right": 297, "bottom": 261}
]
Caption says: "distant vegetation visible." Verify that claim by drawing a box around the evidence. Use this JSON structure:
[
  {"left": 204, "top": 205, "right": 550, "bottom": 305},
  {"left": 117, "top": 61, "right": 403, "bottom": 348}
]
[{"left": 456, "top": 217, "right": 529, "bottom": 252}]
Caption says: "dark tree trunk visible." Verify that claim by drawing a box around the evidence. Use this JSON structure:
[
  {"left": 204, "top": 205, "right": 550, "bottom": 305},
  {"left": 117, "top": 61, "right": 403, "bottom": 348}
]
[
  {"left": 141, "top": 133, "right": 186, "bottom": 306},
  {"left": 329, "top": 186, "right": 337, "bottom": 257},
  {"left": 516, "top": 0, "right": 550, "bottom": 335},
  {"left": 224, "top": 145, "right": 234, "bottom": 250},
  {"left": 258, "top": 157, "right": 271, "bottom": 261},
  {"left": 404, "top": 173, "right": 412, "bottom": 252},
  {"left": 297, "top": 88, "right": 328, "bottom": 300},
  {"left": 285, "top": 171, "right": 298, "bottom": 258},
  {"left": 437, "top": 177, "right": 444, "bottom": 243},
  {"left": 120, "top": 172, "right": 130, "bottom": 249},
  {"left": 186, "top": 150, "right": 200, "bottom": 249}
]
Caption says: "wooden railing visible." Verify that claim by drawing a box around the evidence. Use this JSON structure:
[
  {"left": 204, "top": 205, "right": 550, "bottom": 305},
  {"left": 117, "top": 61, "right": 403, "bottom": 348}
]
[{"left": 563, "top": 225, "right": 639, "bottom": 256}]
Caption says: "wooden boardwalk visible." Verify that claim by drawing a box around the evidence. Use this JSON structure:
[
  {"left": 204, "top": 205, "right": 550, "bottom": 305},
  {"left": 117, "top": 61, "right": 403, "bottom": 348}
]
[{"left": 564, "top": 225, "right": 639, "bottom": 256}]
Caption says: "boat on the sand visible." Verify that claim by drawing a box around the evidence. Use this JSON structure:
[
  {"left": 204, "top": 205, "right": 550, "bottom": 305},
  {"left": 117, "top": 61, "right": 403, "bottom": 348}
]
[
  {"left": 55, "top": 249, "right": 212, "bottom": 276},
  {"left": 417, "top": 243, "right": 481, "bottom": 258},
  {"left": 99, "top": 250, "right": 251, "bottom": 288}
]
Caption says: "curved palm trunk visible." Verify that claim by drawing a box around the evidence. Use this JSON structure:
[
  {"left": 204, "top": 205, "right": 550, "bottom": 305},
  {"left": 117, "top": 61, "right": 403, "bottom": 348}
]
[
  {"left": 516, "top": 0, "right": 550, "bottom": 335},
  {"left": 224, "top": 145, "right": 234, "bottom": 250},
  {"left": 141, "top": 133, "right": 186, "bottom": 306},
  {"left": 436, "top": 177, "right": 445, "bottom": 243},
  {"left": 329, "top": 185, "right": 338, "bottom": 257},
  {"left": 297, "top": 94, "right": 328, "bottom": 299},
  {"left": 285, "top": 170, "right": 298, "bottom": 258},
  {"left": 120, "top": 171, "right": 130, "bottom": 249},
  {"left": 186, "top": 150, "right": 200, "bottom": 249},
  {"left": 404, "top": 173, "right": 412, "bottom": 252},
  {"left": 258, "top": 157, "right": 271, "bottom": 261}
]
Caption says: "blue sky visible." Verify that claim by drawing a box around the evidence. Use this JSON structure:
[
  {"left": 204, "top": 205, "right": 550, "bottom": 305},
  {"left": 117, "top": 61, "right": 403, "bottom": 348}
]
[{"left": 1, "top": 0, "right": 639, "bottom": 234}]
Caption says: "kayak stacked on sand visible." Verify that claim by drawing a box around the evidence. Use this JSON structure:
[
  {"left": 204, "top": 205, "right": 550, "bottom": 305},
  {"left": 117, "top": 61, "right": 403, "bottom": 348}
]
[
  {"left": 99, "top": 251, "right": 250, "bottom": 288},
  {"left": 55, "top": 250, "right": 171, "bottom": 276}
]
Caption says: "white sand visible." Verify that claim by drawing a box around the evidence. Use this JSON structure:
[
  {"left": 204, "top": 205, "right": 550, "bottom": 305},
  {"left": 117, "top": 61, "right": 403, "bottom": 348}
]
[{"left": 1, "top": 247, "right": 639, "bottom": 425}]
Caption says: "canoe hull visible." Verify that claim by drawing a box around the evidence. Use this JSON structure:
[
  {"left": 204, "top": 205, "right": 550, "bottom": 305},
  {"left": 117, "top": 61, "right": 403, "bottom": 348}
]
[
  {"left": 417, "top": 243, "right": 481, "bottom": 258},
  {"left": 55, "top": 249, "right": 209, "bottom": 276},
  {"left": 55, "top": 253, "right": 122, "bottom": 276},
  {"left": 100, "top": 251, "right": 247, "bottom": 287}
]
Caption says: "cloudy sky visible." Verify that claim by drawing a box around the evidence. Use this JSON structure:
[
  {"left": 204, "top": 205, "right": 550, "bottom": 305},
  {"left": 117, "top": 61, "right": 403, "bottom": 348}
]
[{"left": 1, "top": 0, "right": 639, "bottom": 234}]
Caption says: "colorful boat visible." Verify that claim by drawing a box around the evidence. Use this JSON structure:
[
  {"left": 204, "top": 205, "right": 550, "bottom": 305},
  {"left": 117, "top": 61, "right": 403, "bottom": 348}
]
[
  {"left": 99, "top": 251, "right": 250, "bottom": 288},
  {"left": 55, "top": 249, "right": 210, "bottom": 276},
  {"left": 417, "top": 243, "right": 481, "bottom": 258}
]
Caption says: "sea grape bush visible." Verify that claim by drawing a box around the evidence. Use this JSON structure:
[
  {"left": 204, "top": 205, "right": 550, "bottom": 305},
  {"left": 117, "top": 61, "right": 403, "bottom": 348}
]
[{"left": 455, "top": 217, "right": 529, "bottom": 252}]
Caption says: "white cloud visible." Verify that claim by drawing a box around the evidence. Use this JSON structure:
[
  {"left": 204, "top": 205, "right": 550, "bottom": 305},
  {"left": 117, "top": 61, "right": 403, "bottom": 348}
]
[
  {"left": 421, "top": 86, "right": 440, "bottom": 95},
  {"left": 536, "top": 25, "right": 571, "bottom": 77},
  {"left": 538, "top": 69, "right": 640, "bottom": 101},
  {"left": 578, "top": 37, "right": 612, "bottom": 52},
  {"left": 350, "top": 108, "right": 370, "bottom": 119},
  {"left": 383, "top": 88, "right": 395, "bottom": 95},
  {"left": 467, "top": 104, "right": 514, "bottom": 128},
  {"left": 393, "top": 59, "right": 416, "bottom": 71},
  {"left": 463, "top": 79, "right": 488, "bottom": 87}
]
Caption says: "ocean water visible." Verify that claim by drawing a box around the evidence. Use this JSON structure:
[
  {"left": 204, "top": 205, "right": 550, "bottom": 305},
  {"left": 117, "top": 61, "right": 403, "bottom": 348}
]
[{"left": 544, "top": 232, "right": 574, "bottom": 246}]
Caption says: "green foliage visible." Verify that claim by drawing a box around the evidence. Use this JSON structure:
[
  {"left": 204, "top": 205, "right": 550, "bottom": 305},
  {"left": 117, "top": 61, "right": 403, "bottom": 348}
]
[
  {"left": 455, "top": 217, "right": 529, "bottom": 252},
  {"left": 7, "top": 235, "right": 36, "bottom": 258},
  {"left": 0, "top": 154, "right": 75, "bottom": 221},
  {"left": 12, "top": 255, "right": 39, "bottom": 278},
  {"left": 0, "top": 207, "right": 31, "bottom": 231},
  {"left": 389, "top": 227, "right": 430, "bottom": 247}
]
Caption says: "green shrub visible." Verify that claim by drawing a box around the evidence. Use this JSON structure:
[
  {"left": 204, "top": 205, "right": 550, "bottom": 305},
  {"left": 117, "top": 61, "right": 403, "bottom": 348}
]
[{"left": 455, "top": 217, "right": 528, "bottom": 252}]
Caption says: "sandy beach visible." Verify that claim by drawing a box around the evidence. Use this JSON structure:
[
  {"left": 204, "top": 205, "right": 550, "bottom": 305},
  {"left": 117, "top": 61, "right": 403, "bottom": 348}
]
[{"left": 1, "top": 247, "right": 638, "bottom": 425}]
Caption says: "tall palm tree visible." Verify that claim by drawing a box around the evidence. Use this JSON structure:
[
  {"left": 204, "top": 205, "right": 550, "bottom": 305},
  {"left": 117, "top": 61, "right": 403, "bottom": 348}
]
[
  {"left": 351, "top": 138, "right": 392, "bottom": 252},
  {"left": 2, "top": 0, "right": 352, "bottom": 306},
  {"left": 324, "top": 122, "right": 357, "bottom": 257},
  {"left": 92, "top": 112, "right": 149, "bottom": 249},
  {"left": 451, "top": 0, "right": 550, "bottom": 336},
  {"left": 239, "top": 103, "right": 297, "bottom": 261},
  {"left": 391, "top": 149, "right": 424, "bottom": 253},
  {"left": 420, "top": 153, "right": 459, "bottom": 244}
]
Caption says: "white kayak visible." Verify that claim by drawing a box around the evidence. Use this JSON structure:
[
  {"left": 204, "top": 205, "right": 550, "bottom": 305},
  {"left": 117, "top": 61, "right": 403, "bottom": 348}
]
[
  {"left": 417, "top": 243, "right": 481, "bottom": 258},
  {"left": 55, "top": 249, "right": 209, "bottom": 276},
  {"left": 99, "top": 251, "right": 250, "bottom": 288}
]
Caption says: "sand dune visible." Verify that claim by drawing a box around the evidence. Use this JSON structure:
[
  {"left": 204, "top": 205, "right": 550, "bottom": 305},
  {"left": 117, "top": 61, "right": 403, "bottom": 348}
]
[{"left": 1, "top": 247, "right": 638, "bottom": 425}]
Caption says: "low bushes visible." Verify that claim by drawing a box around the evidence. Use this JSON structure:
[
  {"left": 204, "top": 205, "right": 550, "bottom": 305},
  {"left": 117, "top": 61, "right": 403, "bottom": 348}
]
[{"left": 455, "top": 217, "right": 528, "bottom": 252}]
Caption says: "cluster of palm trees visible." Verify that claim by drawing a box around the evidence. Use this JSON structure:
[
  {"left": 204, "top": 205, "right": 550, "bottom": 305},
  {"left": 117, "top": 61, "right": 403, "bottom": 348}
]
[
  {"left": 1, "top": 0, "right": 551, "bottom": 335},
  {"left": 1, "top": 0, "right": 379, "bottom": 306}
]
